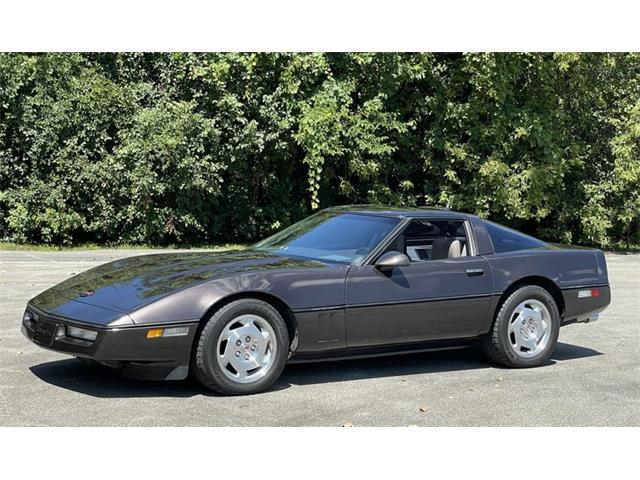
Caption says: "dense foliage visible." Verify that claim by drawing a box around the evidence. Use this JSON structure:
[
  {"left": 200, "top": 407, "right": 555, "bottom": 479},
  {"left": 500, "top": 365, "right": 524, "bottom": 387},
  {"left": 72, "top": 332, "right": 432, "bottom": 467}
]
[{"left": 0, "top": 53, "right": 638, "bottom": 247}]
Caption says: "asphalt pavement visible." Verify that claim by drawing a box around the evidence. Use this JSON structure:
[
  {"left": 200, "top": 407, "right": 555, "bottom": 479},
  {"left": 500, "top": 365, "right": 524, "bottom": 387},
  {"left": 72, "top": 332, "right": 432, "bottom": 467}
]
[{"left": 1, "top": 249, "right": 638, "bottom": 426}]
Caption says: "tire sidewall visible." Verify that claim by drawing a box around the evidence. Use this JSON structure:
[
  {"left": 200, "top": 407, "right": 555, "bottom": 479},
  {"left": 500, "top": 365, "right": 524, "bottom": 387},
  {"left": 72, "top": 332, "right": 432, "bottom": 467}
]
[
  {"left": 196, "top": 299, "right": 289, "bottom": 395},
  {"left": 496, "top": 286, "right": 560, "bottom": 367}
]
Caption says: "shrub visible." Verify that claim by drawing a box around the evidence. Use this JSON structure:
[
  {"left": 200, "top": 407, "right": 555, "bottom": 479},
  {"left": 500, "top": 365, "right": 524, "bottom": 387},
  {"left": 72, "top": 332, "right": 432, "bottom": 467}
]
[{"left": 0, "top": 53, "right": 638, "bottom": 246}]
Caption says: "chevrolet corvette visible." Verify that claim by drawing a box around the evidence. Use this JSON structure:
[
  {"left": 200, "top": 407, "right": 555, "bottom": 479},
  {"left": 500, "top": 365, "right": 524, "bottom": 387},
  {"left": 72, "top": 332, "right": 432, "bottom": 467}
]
[{"left": 22, "top": 206, "right": 611, "bottom": 395}]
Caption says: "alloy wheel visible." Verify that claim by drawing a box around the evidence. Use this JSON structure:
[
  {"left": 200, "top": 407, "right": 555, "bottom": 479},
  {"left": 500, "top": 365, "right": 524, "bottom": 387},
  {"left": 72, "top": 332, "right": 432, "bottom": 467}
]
[
  {"left": 507, "top": 299, "right": 551, "bottom": 358},
  {"left": 216, "top": 314, "right": 277, "bottom": 383}
]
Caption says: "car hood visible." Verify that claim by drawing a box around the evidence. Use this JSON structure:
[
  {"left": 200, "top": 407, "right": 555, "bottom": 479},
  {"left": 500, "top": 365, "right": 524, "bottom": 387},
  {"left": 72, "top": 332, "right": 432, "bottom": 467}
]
[{"left": 30, "top": 250, "right": 327, "bottom": 317}]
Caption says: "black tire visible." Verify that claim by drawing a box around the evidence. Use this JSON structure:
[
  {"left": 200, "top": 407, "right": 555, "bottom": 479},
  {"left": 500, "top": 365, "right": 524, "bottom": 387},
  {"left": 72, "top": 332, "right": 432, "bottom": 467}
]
[
  {"left": 482, "top": 285, "right": 560, "bottom": 368},
  {"left": 192, "top": 298, "right": 289, "bottom": 395}
]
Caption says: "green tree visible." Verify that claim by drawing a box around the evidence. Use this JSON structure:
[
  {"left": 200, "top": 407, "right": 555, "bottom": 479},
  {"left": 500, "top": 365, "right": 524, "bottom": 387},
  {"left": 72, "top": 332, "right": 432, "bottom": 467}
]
[{"left": 0, "top": 53, "right": 638, "bottom": 247}]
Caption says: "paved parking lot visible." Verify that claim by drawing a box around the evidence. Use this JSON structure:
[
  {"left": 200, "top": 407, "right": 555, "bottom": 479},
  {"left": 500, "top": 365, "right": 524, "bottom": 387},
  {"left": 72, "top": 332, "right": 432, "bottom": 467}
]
[{"left": 0, "top": 249, "right": 638, "bottom": 426}]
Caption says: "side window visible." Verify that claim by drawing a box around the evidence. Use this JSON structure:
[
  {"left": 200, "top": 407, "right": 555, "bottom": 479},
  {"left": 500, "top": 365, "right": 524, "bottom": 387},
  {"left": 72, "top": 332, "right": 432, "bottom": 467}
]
[
  {"left": 485, "top": 221, "right": 545, "bottom": 253},
  {"left": 384, "top": 219, "right": 470, "bottom": 262}
]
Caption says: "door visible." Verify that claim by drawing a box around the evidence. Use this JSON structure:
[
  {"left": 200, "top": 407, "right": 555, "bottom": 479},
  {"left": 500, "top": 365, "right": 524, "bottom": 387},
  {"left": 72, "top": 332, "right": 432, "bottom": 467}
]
[{"left": 345, "top": 218, "right": 493, "bottom": 347}]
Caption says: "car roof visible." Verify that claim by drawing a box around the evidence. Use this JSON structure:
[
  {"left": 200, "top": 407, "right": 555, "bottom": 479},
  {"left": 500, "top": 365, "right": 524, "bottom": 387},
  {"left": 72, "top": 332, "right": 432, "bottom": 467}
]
[{"left": 322, "top": 204, "right": 471, "bottom": 219}]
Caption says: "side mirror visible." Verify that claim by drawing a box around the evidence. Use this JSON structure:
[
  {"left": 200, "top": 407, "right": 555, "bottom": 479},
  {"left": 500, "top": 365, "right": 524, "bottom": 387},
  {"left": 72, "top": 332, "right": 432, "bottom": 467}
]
[{"left": 375, "top": 251, "right": 410, "bottom": 270}]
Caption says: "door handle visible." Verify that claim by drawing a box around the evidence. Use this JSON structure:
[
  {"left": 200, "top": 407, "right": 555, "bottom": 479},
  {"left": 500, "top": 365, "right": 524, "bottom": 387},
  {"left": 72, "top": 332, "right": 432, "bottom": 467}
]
[{"left": 465, "top": 268, "right": 484, "bottom": 276}]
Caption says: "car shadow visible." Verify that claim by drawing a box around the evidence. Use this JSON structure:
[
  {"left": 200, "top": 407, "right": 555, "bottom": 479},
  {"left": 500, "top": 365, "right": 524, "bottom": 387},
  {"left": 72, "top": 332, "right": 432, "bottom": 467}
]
[
  {"left": 29, "top": 341, "right": 602, "bottom": 399},
  {"left": 549, "top": 341, "right": 603, "bottom": 362},
  {"left": 276, "top": 341, "right": 603, "bottom": 387},
  {"left": 29, "top": 360, "right": 212, "bottom": 399}
]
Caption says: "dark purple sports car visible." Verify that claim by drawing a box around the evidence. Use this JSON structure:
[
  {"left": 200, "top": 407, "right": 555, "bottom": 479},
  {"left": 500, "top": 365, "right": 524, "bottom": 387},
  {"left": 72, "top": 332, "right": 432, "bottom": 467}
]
[{"left": 22, "top": 206, "right": 611, "bottom": 395}]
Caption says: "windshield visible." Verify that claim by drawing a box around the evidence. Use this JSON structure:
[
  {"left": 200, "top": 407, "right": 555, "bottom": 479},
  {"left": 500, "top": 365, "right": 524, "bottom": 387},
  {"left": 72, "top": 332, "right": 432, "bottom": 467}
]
[{"left": 253, "top": 212, "right": 400, "bottom": 264}]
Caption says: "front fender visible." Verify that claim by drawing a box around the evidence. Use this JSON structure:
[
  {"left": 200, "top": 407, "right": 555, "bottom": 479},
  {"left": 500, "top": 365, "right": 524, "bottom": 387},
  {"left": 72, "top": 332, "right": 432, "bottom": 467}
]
[{"left": 129, "top": 266, "right": 349, "bottom": 325}]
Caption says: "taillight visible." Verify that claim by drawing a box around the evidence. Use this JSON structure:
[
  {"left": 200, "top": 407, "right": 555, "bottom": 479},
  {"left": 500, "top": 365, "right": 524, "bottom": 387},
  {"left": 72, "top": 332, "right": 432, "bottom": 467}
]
[{"left": 578, "top": 288, "right": 601, "bottom": 298}]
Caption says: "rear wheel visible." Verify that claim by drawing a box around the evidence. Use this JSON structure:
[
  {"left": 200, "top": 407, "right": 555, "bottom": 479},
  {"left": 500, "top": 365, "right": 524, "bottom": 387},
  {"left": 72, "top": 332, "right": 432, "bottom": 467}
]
[
  {"left": 482, "top": 285, "right": 560, "bottom": 368},
  {"left": 192, "top": 299, "right": 289, "bottom": 395}
]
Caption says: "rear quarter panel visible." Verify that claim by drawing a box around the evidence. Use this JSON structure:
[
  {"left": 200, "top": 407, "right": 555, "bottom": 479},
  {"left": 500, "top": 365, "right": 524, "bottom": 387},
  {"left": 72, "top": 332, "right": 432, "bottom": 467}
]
[
  {"left": 486, "top": 248, "right": 609, "bottom": 293},
  {"left": 484, "top": 248, "right": 610, "bottom": 325}
]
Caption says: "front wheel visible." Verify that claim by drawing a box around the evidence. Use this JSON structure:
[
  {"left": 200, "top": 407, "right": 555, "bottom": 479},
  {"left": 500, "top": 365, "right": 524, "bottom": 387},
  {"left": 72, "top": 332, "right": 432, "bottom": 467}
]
[
  {"left": 482, "top": 285, "right": 560, "bottom": 368},
  {"left": 192, "top": 299, "right": 289, "bottom": 395}
]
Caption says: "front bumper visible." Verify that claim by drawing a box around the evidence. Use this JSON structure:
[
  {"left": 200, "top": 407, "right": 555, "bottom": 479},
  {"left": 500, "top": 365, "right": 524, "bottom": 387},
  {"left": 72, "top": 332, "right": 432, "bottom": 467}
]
[{"left": 22, "top": 305, "right": 198, "bottom": 381}]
